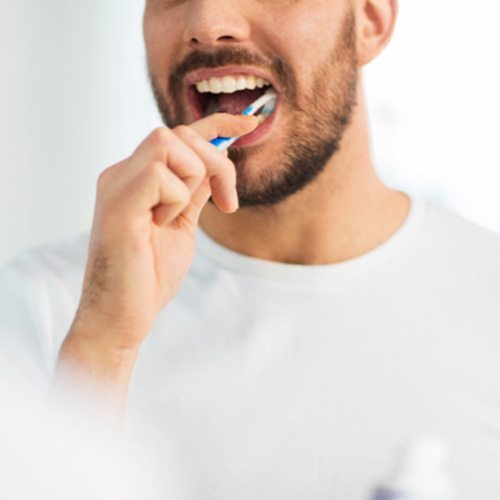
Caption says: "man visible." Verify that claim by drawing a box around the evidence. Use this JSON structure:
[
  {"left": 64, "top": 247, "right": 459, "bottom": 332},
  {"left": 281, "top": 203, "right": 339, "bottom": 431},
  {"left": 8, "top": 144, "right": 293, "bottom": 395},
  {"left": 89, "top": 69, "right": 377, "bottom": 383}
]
[{"left": 1, "top": 0, "right": 500, "bottom": 497}]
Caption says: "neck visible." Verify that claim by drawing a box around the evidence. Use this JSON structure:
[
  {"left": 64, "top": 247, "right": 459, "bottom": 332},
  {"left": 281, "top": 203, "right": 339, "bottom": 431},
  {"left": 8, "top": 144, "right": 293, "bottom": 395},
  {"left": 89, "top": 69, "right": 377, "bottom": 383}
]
[{"left": 198, "top": 83, "right": 410, "bottom": 265}]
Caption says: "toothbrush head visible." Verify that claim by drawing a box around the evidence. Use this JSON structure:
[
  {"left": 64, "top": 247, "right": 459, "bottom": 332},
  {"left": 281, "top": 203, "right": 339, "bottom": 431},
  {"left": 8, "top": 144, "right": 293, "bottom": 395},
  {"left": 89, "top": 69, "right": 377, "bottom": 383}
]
[
  {"left": 259, "top": 92, "right": 278, "bottom": 118},
  {"left": 209, "top": 88, "right": 278, "bottom": 151},
  {"left": 247, "top": 88, "right": 278, "bottom": 125},
  {"left": 242, "top": 88, "right": 278, "bottom": 118}
]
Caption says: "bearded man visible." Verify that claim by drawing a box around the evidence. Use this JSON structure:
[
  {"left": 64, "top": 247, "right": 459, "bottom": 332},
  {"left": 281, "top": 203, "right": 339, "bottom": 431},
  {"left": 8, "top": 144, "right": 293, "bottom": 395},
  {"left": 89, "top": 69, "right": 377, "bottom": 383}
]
[{"left": 1, "top": 0, "right": 500, "bottom": 497}]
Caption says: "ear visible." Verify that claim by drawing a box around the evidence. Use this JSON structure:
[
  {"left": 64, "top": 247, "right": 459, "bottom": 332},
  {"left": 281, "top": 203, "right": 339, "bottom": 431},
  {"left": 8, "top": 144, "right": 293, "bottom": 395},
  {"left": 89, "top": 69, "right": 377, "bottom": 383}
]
[{"left": 355, "top": 0, "right": 398, "bottom": 66}]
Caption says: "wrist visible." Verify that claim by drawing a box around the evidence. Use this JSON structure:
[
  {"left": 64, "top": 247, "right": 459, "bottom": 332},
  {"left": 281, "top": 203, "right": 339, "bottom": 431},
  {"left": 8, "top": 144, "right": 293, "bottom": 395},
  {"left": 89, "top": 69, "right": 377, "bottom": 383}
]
[
  {"left": 56, "top": 324, "right": 141, "bottom": 394},
  {"left": 69, "top": 308, "right": 146, "bottom": 352},
  {"left": 50, "top": 332, "right": 139, "bottom": 427}
]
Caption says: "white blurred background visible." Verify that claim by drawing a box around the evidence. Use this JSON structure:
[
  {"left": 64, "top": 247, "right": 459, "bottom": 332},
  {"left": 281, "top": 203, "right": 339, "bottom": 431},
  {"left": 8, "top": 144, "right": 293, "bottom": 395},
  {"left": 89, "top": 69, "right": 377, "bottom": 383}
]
[{"left": 1, "top": 1, "right": 499, "bottom": 266}]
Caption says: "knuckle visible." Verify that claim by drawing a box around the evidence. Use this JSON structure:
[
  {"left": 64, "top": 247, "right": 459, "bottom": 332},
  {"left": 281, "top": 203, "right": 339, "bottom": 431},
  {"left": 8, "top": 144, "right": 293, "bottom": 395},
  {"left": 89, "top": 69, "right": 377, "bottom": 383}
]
[
  {"left": 150, "top": 126, "right": 171, "bottom": 145},
  {"left": 146, "top": 161, "right": 168, "bottom": 182},
  {"left": 174, "top": 124, "right": 191, "bottom": 135},
  {"left": 174, "top": 124, "right": 198, "bottom": 142},
  {"left": 97, "top": 165, "right": 116, "bottom": 189}
]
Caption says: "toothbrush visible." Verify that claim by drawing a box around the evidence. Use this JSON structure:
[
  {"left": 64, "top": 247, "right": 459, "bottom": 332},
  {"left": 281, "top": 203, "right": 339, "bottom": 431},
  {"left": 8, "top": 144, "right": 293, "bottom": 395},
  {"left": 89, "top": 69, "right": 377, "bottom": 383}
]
[{"left": 210, "top": 88, "right": 277, "bottom": 151}]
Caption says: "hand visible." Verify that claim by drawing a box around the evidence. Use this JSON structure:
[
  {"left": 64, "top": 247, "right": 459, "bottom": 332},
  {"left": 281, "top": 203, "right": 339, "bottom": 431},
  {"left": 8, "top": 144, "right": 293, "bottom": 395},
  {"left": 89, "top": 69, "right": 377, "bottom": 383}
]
[{"left": 70, "top": 113, "right": 259, "bottom": 351}]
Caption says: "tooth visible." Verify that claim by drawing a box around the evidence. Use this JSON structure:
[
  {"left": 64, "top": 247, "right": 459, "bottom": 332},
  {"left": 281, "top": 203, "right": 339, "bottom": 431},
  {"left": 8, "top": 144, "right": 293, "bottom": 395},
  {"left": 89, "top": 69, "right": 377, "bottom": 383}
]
[
  {"left": 246, "top": 75, "right": 256, "bottom": 90},
  {"left": 196, "top": 74, "right": 274, "bottom": 94},
  {"left": 221, "top": 76, "right": 237, "bottom": 93},
  {"left": 209, "top": 77, "right": 222, "bottom": 94},
  {"left": 236, "top": 75, "right": 247, "bottom": 91},
  {"left": 196, "top": 80, "right": 210, "bottom": 93}
]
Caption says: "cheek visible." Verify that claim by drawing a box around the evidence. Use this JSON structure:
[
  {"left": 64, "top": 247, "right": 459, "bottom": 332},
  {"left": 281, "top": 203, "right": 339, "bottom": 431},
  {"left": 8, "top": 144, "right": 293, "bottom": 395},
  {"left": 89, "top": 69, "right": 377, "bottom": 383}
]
[
  {"left": 263, "top": 4, "right": 343, "bottom": 91},
  {"left": 143, "top": 15, "right": 182, "bottom": 76}
]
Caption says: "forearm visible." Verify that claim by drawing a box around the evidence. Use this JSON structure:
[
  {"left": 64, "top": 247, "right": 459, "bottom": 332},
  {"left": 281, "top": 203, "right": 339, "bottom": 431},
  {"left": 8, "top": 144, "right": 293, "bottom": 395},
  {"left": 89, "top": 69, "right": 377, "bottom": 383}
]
[{"left": 50, "top": 320, "right": 141, "bottom": 420}]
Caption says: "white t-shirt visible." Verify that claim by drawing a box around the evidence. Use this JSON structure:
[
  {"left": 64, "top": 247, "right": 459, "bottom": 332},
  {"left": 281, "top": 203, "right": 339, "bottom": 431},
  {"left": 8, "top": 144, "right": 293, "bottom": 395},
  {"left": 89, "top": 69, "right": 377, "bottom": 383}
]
[{"left": 1, "top": 196, "right": 500, "bottom": 499}]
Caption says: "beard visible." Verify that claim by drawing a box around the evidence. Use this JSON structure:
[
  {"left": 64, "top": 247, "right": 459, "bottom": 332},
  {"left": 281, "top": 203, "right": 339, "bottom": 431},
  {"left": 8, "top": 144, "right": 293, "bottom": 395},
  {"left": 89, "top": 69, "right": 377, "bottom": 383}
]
[{"left": 148, "top": 9, "right": 358, "bottom": 208}]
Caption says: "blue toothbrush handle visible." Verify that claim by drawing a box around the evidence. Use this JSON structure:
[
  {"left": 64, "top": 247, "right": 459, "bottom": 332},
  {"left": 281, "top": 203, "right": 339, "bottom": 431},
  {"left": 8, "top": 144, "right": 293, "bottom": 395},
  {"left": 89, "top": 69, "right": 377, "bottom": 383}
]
[
  {"left": 210, "top": 136, "right": 238, "bottom": 151},
  {"left": 210, "top": 136, "right": 231, "bottom": 147}
]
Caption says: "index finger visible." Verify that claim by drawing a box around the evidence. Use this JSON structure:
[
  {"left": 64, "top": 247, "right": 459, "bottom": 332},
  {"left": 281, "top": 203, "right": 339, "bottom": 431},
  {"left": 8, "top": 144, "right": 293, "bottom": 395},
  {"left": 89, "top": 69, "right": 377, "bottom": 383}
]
[
  {"left": 189, "top": 113, "right": 259, "bottom": 141},
  {"left": 129, "top": 113, "right": 258, "bottom": 172}
]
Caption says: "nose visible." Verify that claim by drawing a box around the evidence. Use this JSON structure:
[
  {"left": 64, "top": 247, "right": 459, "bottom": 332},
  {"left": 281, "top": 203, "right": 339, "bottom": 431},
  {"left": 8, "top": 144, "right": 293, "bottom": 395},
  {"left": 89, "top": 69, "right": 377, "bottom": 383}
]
[{"left": 183, "top": 0, "right": 251, "bottom": 47}]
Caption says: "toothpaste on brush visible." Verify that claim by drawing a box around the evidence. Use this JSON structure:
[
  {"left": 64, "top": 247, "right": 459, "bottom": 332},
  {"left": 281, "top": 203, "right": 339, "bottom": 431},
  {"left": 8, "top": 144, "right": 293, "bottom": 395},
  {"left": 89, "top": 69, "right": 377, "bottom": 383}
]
[{"left": 209, "top": 88, "right": 277, "bottom": 151}]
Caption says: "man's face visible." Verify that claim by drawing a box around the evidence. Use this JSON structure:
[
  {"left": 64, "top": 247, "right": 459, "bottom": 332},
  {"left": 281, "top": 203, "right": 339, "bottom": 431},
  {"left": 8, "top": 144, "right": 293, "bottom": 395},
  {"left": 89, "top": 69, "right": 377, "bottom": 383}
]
[{"left": 144, "top": 0, "right": 358, "bottom": 207}]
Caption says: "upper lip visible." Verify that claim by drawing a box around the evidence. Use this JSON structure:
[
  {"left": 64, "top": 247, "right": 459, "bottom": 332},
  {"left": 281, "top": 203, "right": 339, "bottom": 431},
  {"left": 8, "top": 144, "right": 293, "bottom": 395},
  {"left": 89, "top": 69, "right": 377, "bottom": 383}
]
[{"left": 184, "top": 65, "right": 280, "bottom": 94}]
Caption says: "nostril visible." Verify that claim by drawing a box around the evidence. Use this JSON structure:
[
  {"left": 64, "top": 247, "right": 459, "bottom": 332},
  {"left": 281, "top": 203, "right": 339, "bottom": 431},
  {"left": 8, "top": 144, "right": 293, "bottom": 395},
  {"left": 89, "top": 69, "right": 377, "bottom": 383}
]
[{"left": 189, "top": 35, "right": 236, "bottom": 45}]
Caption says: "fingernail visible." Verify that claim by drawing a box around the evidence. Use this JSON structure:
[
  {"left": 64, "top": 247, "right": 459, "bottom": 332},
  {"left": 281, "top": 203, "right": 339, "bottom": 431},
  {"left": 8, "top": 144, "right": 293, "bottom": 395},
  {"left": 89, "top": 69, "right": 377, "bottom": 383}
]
[{"left": 256, "top": 115, "right": 266, "bottom": 125}]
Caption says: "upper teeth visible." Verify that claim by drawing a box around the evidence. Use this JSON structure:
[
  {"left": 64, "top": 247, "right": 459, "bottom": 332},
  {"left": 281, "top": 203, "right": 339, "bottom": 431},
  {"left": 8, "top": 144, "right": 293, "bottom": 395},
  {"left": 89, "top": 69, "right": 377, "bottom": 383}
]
[{"left": 195, "top": 75, "right": 271, "bottom": 94}]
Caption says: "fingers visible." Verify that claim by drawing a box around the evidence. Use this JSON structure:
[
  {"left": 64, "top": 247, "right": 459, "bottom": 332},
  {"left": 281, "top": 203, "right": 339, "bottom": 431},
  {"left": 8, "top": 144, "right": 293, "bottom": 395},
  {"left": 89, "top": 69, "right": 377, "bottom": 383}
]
[
  {"left": 133, "top": 125, "right": 238, "bottom": 213},
  {"left": 180, "top": 178, "right": 212, "bottom": 225},
  {"left": 174, "top": 113, "right": 259, "bottom": 212},
  {"left": 111, "top": 113, "right": 259, "bottom": 223},
  {"left": 173, "top": 125, "right": 238, "bottom": 212},
  {"left": 130, "top": 113, "right": 258, "bottom": 171},
  {"left": 101, "top": 160, "right": 191, "bottom": 226},
  {"left": 189, "top": 113, "right": 259, "bottom": 140},
  {"left": 129, "top": 127, "right": 206, "bottom": 192}
]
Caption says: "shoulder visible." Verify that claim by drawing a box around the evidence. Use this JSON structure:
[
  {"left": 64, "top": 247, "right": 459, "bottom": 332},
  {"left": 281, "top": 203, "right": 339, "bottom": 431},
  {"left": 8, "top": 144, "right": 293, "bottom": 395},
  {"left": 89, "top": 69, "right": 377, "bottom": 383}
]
[
  {"left": 423, "top": 199, "right": 500, "bottom": 244},
  {"left": 417, "top": 198, "right": 500, "bottom": 264},
  {"left": 410, "top": 198, "right": 500, "bottom": 311},
  {"left": 0, "top": 231, "right": 89, "bottom": 291}
]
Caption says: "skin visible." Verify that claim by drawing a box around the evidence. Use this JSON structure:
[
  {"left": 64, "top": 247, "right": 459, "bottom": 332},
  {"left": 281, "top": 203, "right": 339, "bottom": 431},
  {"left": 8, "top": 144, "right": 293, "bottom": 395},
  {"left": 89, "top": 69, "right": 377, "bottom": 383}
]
[
  {"left": 54, "top": 0, "right": 408, "bottom": 416},
  {"left": 146, "top": 0, "right": 409, "bottom": 264},
  {"left": 150, "top": 2, "right": 358, "bottom": 210}
]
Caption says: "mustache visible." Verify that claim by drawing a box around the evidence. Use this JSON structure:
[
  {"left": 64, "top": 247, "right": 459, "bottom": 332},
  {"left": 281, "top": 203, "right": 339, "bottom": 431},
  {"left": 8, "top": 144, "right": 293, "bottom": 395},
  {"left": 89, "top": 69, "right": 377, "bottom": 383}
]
[{"left": 167, "top": 48, "right": 296, "bottom": 102}]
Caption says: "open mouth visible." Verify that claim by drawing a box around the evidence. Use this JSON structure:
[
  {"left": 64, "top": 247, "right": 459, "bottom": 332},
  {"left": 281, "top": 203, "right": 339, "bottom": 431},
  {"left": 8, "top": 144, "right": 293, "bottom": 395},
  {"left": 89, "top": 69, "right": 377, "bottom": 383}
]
[{"left": 187, "top": 74, "right": 278, "bottom": 121}]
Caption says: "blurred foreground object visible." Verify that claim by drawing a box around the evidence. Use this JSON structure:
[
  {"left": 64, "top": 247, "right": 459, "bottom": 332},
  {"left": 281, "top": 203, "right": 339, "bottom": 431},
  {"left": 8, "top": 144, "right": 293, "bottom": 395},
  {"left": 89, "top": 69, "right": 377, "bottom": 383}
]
[{"left": 370, "top": 437, "right": 456, "bottom": 500}]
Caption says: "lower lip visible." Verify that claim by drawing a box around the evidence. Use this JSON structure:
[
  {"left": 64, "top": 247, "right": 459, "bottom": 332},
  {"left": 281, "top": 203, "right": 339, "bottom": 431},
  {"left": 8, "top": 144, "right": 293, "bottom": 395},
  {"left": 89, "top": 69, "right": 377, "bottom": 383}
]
[{"left": 232, "top": 100, "right": 279, "bottom": 148}]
